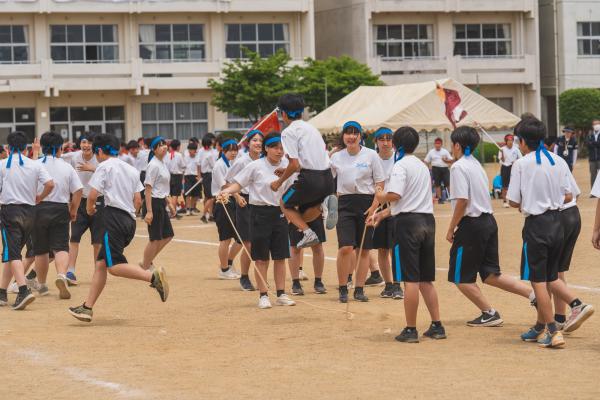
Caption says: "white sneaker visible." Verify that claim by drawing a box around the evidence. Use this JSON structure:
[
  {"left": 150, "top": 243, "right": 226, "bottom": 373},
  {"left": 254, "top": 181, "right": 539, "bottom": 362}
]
[
  {"left": 218, "top": 268, "right": 239, "bottom": 280},
  {"left": 564, "top": 304, "right": 594, "bottom": 333},
  {"left": 324, "top": 195, "right": 338, "bottom": 230},
  {"left": 276, "top": 293, "right": 296, "bottom": 306},
  {"left": 297, "top": 229, "right": 320, "bottom": 249},
  {"left": 299, "top": 269, "right": 309, "bottom": 281},
  {"left": 26, "top": 277, "right": 41, "bottom": 292},
  {"left": 229, "top": 266, "right": 241, "bottom": 278},
  {"left": 258, "top": 295, "right": 272, "bottom": 309},
  {"left": 8, "top": 281, "right": 18, "bottom": 294},
  {"left": 502, "top": 202, "right": 509, "bottom": 208},
  {"left": 55, "top": 274, "right": 71, "bottom": 300}
]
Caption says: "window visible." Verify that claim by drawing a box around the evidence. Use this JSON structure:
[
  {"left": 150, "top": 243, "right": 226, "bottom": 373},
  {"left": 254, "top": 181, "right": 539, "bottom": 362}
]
[
  {"left": 49, "top": 106, "right": 125, "bottom": 140},
  {"left": 225, "top": 23, "right": 289, "bottom": 58},
  {"left": 374, "top": 24, "right": 433, "bottom": 59},
  {"left": 227, "top": 113, "right": 253, "bottom": 131},
  {"left": 141, "top": 102, "right": 208, "bottom": 139},
  {"left": 0, "top": 108, "right": 36, "bottom": 143},
  {"left": 488, "top": 97, "right": 514, "bottom": 113},
  {"left": 0, "top": 25, "right": 29, "bottom": 64},
  {"left": 577, "top": 22, "right": 600, "bottom": 56},
  {"left": 454, "top": 24, "right": 511, "bottom": 57},
  {"left": 139, "top": 24, "right": 205, "bottom": 62},
  {"left": 50, "top": 24, "right": 118, "bottom": 63}
]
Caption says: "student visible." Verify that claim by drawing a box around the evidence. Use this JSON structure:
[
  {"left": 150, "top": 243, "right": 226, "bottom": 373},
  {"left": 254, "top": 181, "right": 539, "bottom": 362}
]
[
  {"left": 271, "top": 94, "right": 337, "bottom": 248},
  {"left": 141, "top": 136, "right": 176, "bottom": 271},
  {"left": 199, "top": 135, "right": 218, "bottom": 222},
  {"left": 183, "top": 142, "right": 201, "bottom": 216},
  {"left": 555, "top": 127, "right": 578, "bottom": 172},
  {"left": 212, "top": 137, "right": 242, "bottom": 280},
  {"left": 119, "top": 140, "right": 138, "bottom": 167},
  {"left": 165, "top": 139, "right": 185, "bottom": 219},
  {"left": 0, "top": 131, "right": 54, "bottom": 310},
  {"left": 371, "top": 126, "right": 446, "bottom": 343},
  {"left": 424, "top": 138, "right": 453, "bottom": 204},
  {"left": 225, "top": 130, "right": 263, "bottom": 291},
  {"left": 445, "top": 126, "right": 535, "bottom": 327},
  {"left": 135, "top": 138, "right": 150, "bottom": 183},
  {"left": 592, "top": 174, "right": 600, "bottom": 248},
  {"left": 498, "top": 134, "right": 521, "bottom": 208},
  {"left": 218, "top": 132, "right": 296, "bottom": 308},
  {"left": 68, "top": 133, "right": 169, "bottom": 323},
  {"left": 32, "top": 131, "right": 83, "bottom": 300},
  {"left": 507, "top": 118, "right": 593, "bottom": 348}
]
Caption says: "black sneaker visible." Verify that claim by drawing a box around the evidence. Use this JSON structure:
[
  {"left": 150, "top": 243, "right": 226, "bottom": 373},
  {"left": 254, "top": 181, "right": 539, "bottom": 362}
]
[
  {"left": 467, "top": 311, "right": 504, "bottom": 327},
  {"left": 423, "top": 323, "right": 447, "bottom": 340},
  {"left": 392, "top": 283, "right": 404, "bottom": 300},
  {"left": 12, "top": 290, "right": 35, "bottom": 310},
  {"left": 208, "top": 215, "right": 215, "bottom": 222},
  {"left": 353, "top": 287, "right": 369, "bottom": 302},
  {"left": 150, "top": 267, "right": 169, "bottom": 302},
  {"left": 314, "top": 281, "right": 327, "bottom": 294},
  {"left": 380, "top": 283, "right": 394, "bottom": 298},
  {"left": 239, "top": 276, "right": 255, "bottom": 292},
  {"left": 291, "top": 281, "right": 304, "bottom": 296},
  {"left": 338, "top": 286, "right": 349, "bottom": 303},
  {"left": 200, "top": 215, "right": 208, "bottom": 223},
  {"left": 395, "top": 327, "right": 419, "bottom": 343},
  {"left": 0, "top": 290, "right": 8, "bottom": 306},
  {"left": 365, "top": 274, "right": 384, "bottom": 287}
]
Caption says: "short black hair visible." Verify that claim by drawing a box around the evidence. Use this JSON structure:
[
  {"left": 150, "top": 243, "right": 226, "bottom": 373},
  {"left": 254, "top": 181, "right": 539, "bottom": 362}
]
[
  {"left": 143, "top": 137, "right": 152, "bottom": 148},
  {"left": 170, "top": 139, "right": 181, "bottom": 150},
  {"left": 450, "top": 126, "right": 480, "bottom": 154},
  {"left": 187, "top": 142, "right": 198, "bottom": 151},
  {"left": 93, "top": 133, "right": 120, "bottom": 156},
  {"left": 189, "top": 137, "right": 199, "bottom": 144},
  {"left": 201, "top": 136, "right": 212, "bottom": 148},
  {"left": 544, "top": 136, "right": 557, "bottom": 147},
  {"left": 277, "top": 93, "right": 305, "bottom": 120},
  {"left": 7, "top": 131, "right": 28, "bottom": 151},
  {"left": 126, "top": 140, "right": 139, "bottom": 150},
  {"left": 262, "top": 131, "right": 281, "bottom": 155},
  {"left": 40, "top": 131, "right": 63, "bottom": 154},
  {"left": 205, "top": 132, "right": 216, "bottom": 140},
  {"left": 516, "top": 118, "right": 546, "bottom": 150},
  {"left": 392, "top": 126, "right": 419, "bottom": 154}
]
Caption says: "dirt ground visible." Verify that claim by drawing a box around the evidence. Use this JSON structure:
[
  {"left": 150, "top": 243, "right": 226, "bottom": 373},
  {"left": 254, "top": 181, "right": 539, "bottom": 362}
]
[{"left": 1, "top": 161, "right": 599, "bottom": 400}]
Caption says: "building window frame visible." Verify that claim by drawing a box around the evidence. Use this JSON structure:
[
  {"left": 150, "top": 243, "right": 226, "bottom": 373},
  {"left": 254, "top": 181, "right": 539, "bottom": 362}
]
[
  {"left": 453, "top": 23, "right": 512, "bottom": 58},
  {"left": 577, "top": 22, "right": 600, "bottom": 56},
  {"left": 139, "top": 24, "right": 205, "bottom": 62},
  {"left": 373, "top": 24, "right": 434, "bottom": 60},
  {"left": 225, "top": 23, "right": 290, "bottom": 58},
  {"left": 50, "top": 24, "right": 119, "bottom": 64},
  {"left": 141, "top": 102, "right": 208, "bottom": 140},
  {"left": 487, "top": 97, "right": 514, "bottom": 113},
  {"left": 0, "top": 107, "right": 36, "bottom": 143},
  {"left": 49, "top": 105, "right": 125, "bottom": 140},
  {"left": 0, "top": 25, "right": 29, "bottom": 64}
]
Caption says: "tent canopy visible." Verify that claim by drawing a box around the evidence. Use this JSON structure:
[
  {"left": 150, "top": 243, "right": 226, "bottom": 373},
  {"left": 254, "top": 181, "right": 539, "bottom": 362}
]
[{"left": 309, "top": 78, "right": 520, "bottom": 134}]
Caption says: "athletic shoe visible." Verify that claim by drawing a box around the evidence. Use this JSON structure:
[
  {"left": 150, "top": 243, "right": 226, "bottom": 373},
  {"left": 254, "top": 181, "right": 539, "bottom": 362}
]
[
  {"left": 299, "top": 269, "right": 309, "bottom": 281},
  {"left": 555, "top": 321, "right": 566, "bottom": 331},
  {"left": 291, "top": 281, "right": 304, "bottom": 296},
  {"left": 380, "top": 283, "right": 394, "bottom": 298},
  {"left": 239, "top": 276, "right": 255, "bottom": 292},
  {"left": 324, "top": 195, "right": 338, "bottom": 230},
  {"left": 395, "top": 328, "right": 419, "bottom": 343},
  {"left": 467, "top": 311, "right": 504, "bottom": 327},
  {"left": 229, "top": 266, "right": 241, "bottom": 278},
  {"left": 7, "top": 281, "right": 18, "bottom": 294},
  {"left": 530, "top": 297, "right": 537, "bottom": 308},
  {"left": 423, "top": 323, "right": 447, "bottom": 340},
  {"left": 66, "top": 271, "right": 78, "bottom": 286},
  {"left": 191, "top": 209, "right": 199, "bottom": 216},
  {"left": 200, "top": 215, "right": 208, "bottom": 223},
  {"left": 185, "top": 210, "right": 192, "bottom": 216},
  {"left": 520, "top": 327, "right": 544, "bottom": 342},
  {"left": 353, "top": 288, "right": 369, "bottom": 302},
  {"left": 538, "top": 331, "right": 565, "bottom": 348},
  {"left": 438, "top": 199, "right": 445, "bottom": 205},
  {"left": 218, "top": 268, "right": 239, "bottom": 280},
  {"left": 392, "top": 283, "right": 404, "bottom": 300},
  {"left": 338, "top": 287, "right": 349, "bottom": 303},
  {"left": 365, "top": 274, "right": 384, "bottom": 287},
  {"left": 296, "top": 229, "right": 320, "bottom": 249},
  {"left": 12, "top": 290, "right": 35, "bottom": 310},
  {"left": 347, "top": 276, "right": 354, "bottom": 290},
  {"left": 258, "top": 295, "right": 272, "bottom": 309},
  {"left": 564, "top": 304, "right": 595, "bottom": 333},
  {"left": 0, "top": 291, "right": 7, "bottom": 306},
  {"left": 502, "top": 202, "right": 510, "bottom": 208},
  {"left": 37, "top": 284, "right": 49, "bottom": 297},
  {"left": 208, "top": 216, "right": 215, "bottom": 222},
  {"left": 150, "top": 266, "right": 169, "bottom": 302},
  {"left": 276, "top": 294, "right": 296, "bottom": 306},
  {"left": 68, "top": 304, "right": 93, "bottom": 322},
  {"left": 314, "top": 281, "right": 327, "bottom": 294},
  {"left": 55, "top": 274, "right": 71, "bottom": 300},
  {"left": 26, "top": 277, "right": 41, "bottom": 292}
]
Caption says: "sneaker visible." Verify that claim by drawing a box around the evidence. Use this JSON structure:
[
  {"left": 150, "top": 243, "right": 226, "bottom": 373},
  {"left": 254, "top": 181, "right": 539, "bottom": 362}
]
[
  {"left": 423, "top": 323, "right": 447, "bottom": 340},
  {"left": 353, "top": 288, "right": 369, "bottom": 302},
  {"left": 37, "top": 284, "right": 49, "bottom": 297},
  {"left": 564, "top": 304, "right": 594, "bottom": 333},
  {"left": 555, "top": 321, "right": 566, "bottom": 331},
  {"left": 395, "top": 328, "right": 419, "bottom": 343},
  {"left": 55, "top": 274, "right": 71, "bottom": 300},
  {"left": 8, "top": 281, "right": 18, "bottom": 294},
  {"left": 200, "top": 215, "right": 208, "bottom": 223},
  {"left": 191, "top": 209, "right": 199, "bottom": 216},
  {"left": 365, "top": 274, "right": 384, "bottom": 287},
  {"left": 502, "top": 202, "right": 510, "bottom": 208},
  {"left": 0, "top": 291, "right": 7, "bottom": 306},
  {"left": 314, "top": 281, "right": 327, "bottom": 294},
  {"left": 150, "top": 266, "right": 169, "bottom": 302},
  {"left": 338, "top": 287, "right": 349, "bottom": 303},
  {"left": 520, "top": 327, "right": 544, "bottom": 342},
  {"left": 26, "top": 277, "right": 41, "bottom": 292},
  {"left": 66, "top": 271, "right": 78, "bottom": 286},
  {"left": 218, "top": 268, "right": 239, "bottom": 280},
  {"left": 347, "top": 276, "right": 354, "bottom": 290},
  {"left": 227, "top": 265, "right": 241, "bottom": 278},
  {"left": 239, "top": 276, "right": 255, "bottom": 292},
  {"left": 12, "top": 290, "right": 35, "bottom": 310},
  {"left": 296, "top": 229, "right": 320, "bottom": 249},
  {"left": 538, "top": 331, "right": 565, "bottom": 348},
  {"left": 380, "top": 283, "right": 394, "bottom": 298},
  {"left": 208, "top": 215, "right": 215, "bottom": 222},
  {"left": 467, "top": 311, "right": 504, "bottom": 327},
  {"left": 185, "top": 210, "right": 192, "bottom": 216},
  {"left": 258, "top": 295, "right": 272, "bottom": 309},
  {"left": 276, "top": 294, "right": 296, "bottom": 306},
  {"left": 291, "top": 281, "right": 304, "bottom": 296},
  {"left": 392, "top": 283, "right": 404, "bottom": 300},
  {"left": 68, "top": 304, "right": 93, "bottom": 322},
  {"left": 324, "top": 195, "right": 338, "bottom": 230},
  {"left": 299, "top": 269, "right": 309, "bottom": 281}
]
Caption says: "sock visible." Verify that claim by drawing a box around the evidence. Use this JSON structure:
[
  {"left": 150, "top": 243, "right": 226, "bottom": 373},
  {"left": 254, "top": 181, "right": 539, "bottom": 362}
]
[
  {"left": 221, "top": 266, "right": 230, "bottom": 272},
  {"left": 299, "top": 266, "right": 303, "bottom": 271},
  {"left": 354, "top": 286, "right": 363, "bottom": 294},
  {"left": 547, "top": 322, "right": 558, "bottom": 334},
  {"left": 241, "top": 274, "right": 248, "bottom": 279},
  {"left": 485, "top": 308, "right": 496, "bottom": 316},
  {"left": 227, "top": 259, "right": 233, "bottom": 267},
  {"left": 0, "top": 288, "right": 6, "bottom": 296},
  {"left": 528, "top": 291, "right": 536, "bottom": 302},
  {"left": 259, "top": 292, "right": 267, "bottom": 298},
  {"left": 534, "top": 322, "right": 545, "bottom": 332},
  {"left": 292, "top": 278, "right": 300, "bottom": 285},
  {"left": 68, "top": 267, "right": 75, "bottom": 274},
  {"left": 18, "top": 285, "right": 28, "bottom": 295},
  {"left": 347, "top": 274, "right": 353, "bottom": 282},
  {"left": 432, "top": 321, "right": 442, "bottom": 328},
  {"left": 370, "top": 270, "right": 381, "bottom": 279},
  {"left": 405, "top": 326, "right": 417, "bottom": 332},
  {"left": 26, "top": 269, "right": 37, "bottom": 280},
  {"left": 82, "top": 303, "right": 92, "bottom": 310},
  {"left": 276, "top": 290, "right": 284, "bottom": 297},
  {"left": 554, "top": 314, "right": 566, "bottom": 323},
  {"left": 314, "top": 277, "right": 322, "bottom": 284},
  {"left": 569, "top": 298, "right": 582, "bottom": 309},
  {"left": 339, "top": 285, "right": 348, "bottom": 292},
  {"left": 150, "top": 274, "right": 156, "bottom": 285}
]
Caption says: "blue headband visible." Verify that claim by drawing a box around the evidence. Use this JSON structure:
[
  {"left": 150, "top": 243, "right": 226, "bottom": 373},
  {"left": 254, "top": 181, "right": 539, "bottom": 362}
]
[
  {"left": 6, "top": 146, "right": 24, "bottom": 169},
  {"left": 221, "top": 139, "right": 237, "bottom": 150},
  {"left": 394, "top": 147, "right": 405, "bottom": 162},
  {"left": 284, "top": 108, "right": 304, "bottom": 118},
  {"left": 94, "top": 145, "right": 119, "bottom": 156},
  {"left": 247, "top": 130, "right": 263, "bottom": 139},
  {"left": 264, "top": 136, "right": 281, "bottom": 146},
  {"left": 342, "top": 121, "right": 363, "bottom": 134},
  {"left": 536, "top": 140, "right": 555, "bottom": 166},
  {"left": 374, "top": 127, "right": 393, "bottom": 139},
  {"left": 148, "top": 136, "right": 165, "bottom": 162},
  {"left": 464, "top": 146, "right": 471, "bottom": 157},
  {"left": 220, "top": 152, "right": 231, "bottom": 168}
]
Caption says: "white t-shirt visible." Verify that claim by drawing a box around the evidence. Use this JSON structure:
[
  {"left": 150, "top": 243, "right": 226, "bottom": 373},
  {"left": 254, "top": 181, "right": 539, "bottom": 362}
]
[
  {"left": 135, "top": 149, "right": 150, "bottom": 172},
  {"left": 144, "top": 157, "right": 170, "bottom": 199},
  {"left": 37, "top": 157, "right": 83, "bottom": 204},
  {"left": 200, "top": 148, "right": 218, "bottom": 174},
  {"left": 234, "top": 157, "right": 290, "bottom": 206},
  {"left": 281, "top": 120, "right": 329, "bottom": 170},
  {"left": 450, "top": 156, "right": 493, "bottom": 217},
  {"left": 424, "top": 148, "right": 453, "bottom": 168},
  {"left": 65, "top": 150, "right": 99, "bottom": 198},
  {"left": 498, "top": 145, "right": 521, "bottom": 167},
  {"left": 561, "top": 171, "right": 580, "bottom": 210},
  {"left": 0, "top": 155, "right": 53, "bottom": 206},
  {"left": 212, "top": 157, "right": 232, "bottom": 195},
  {"left": 165, "top": 151, "right": 185, "bottom": 175},
  {"left": 507, "top": 152, "right": 572, "bottom": 217},
  {"left": 119, "top": 153, "right": 136, "bottom": 167},
  {"left": 89, "top": 157, "right": 144, "bottom": 219},
  {"left": 226, "top": 152, "right": 258, "bottom": 195},
  {"left": 592, "top": 173, "right": 600, "bottom": 198},
  {"left": 330, "top": 147, "right": 385, "bottom": 195},
  {"left": 379, "top": 154, "right": 395, "bottom": 190},
  {"left": 388, "top": 155, "right": 433, "bottom": 215},
  {"left": 183, "top": 153, "right": 200, "bottom": 176}
]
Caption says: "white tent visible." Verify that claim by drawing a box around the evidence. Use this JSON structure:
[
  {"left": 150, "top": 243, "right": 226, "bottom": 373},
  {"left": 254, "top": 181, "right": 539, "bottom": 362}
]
[{"left": 309, "top": 78, "right": 520, "bottom": 134}]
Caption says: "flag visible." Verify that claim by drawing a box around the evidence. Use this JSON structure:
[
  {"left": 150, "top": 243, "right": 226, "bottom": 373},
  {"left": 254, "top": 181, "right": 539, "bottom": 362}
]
[
  {"left": 436, "top": 83, "right": 467, "bottom": 129},
  {"left": 240, "top": 110, "right": 280, "bottom": 143}
]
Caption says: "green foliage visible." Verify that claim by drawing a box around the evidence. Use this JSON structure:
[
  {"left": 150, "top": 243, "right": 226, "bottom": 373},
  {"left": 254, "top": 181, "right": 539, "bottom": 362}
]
[
  {"left": 559, "top": 88, "right": 600, "bottom": 130},
  {"left": 472, "top": 142, "right": 499, "bottom": 163}
]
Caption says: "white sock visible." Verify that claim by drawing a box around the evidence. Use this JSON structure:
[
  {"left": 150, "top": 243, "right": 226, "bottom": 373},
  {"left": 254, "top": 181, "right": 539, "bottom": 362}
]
[
  {"left": 67, "top": 267, "right": 75, "bottom": 274},
  {"left": 486, "top": 308, "right": 496, "bottom": 315},
  {"left": 529, "top": 291, "right": 536, "bottom": 302}
]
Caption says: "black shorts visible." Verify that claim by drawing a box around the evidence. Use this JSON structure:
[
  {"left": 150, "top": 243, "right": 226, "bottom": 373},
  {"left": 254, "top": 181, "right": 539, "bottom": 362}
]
[
  {"left": 558, "top": 206, "right": 581, "bottom": 272},
  {"left": 70, "top": 197, "right": 105, "bottom": 244},
  {"left": 336, "top": 194, "right": 374, "bottom": 250},
  {"left": 32, "top": 202, "right": 70, "bottom": 255},
  {"left": 97, "top": 206, "right": 136, "bottom": 267},
  {"left": 170, "top": 174, "right": 183, "bottom": 197},
  {"left": 1, "top": 204, "right": 34, "bottom": 262},
  {"left": 448, "top": 214, "right": 501, "bottom": 284},
  {"left": 250, "top": 205, "right": 290, "bottom": 261},
  {"left": 142, "top": 197, "right": 174, "bottom": 242},
  {"left": 521, "top": 210, "right": 563, "bottom": 283},
  {"left": 25, "top": 236, "right": 34, "bottom": 259},
  {"left": 289, "top": 217, "right": 326, "bottom": 247},
  {"left": 235, "top": 194, "right": 251, "bottom": 242},
  {"left": 500, "top": 165, "right": 512, "bottom": 189},
  {"left": 214, "top": 201, "right": 240, "bottom": 243},
  {"left": 373, "top": 206, "right": 394, "bottom": 249},
  {"left": 184, "top": 175, "right": 202, "bottom": 198},
  {"left": 201, "top": 172, "right": 213, "bottom": 199},
  {"left": 282, "top": 169, "right": 334, "bottom": 213},
  {"left": 432, "top": 166, "right": 450, "bottom": 188},
  {"left": 391, "top": 213, "right": 436, "bottom": 282}
]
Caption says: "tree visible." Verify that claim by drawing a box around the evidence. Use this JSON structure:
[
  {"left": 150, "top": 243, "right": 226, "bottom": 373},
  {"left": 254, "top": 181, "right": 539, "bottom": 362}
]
[
  {"left": 559, "top": 88, "right": 600, "bottom": 131},
  {"left": 298, "top": 56, "right": 383, "bottom": 113}
]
